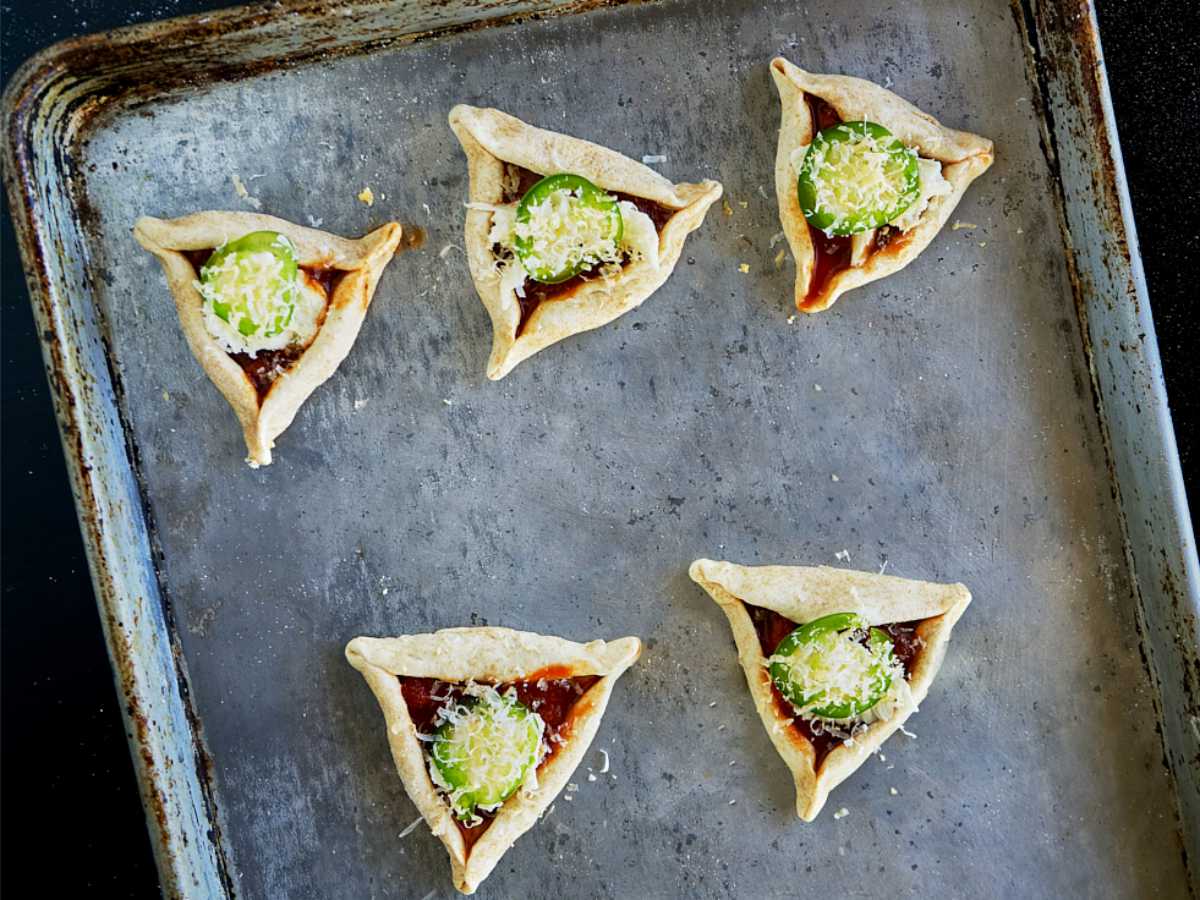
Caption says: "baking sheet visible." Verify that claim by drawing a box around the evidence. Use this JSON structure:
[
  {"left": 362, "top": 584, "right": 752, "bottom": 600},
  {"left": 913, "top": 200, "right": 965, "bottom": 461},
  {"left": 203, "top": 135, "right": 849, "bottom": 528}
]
[{"left": 7, "top": 0, "right": 1195, "bottom": 897}]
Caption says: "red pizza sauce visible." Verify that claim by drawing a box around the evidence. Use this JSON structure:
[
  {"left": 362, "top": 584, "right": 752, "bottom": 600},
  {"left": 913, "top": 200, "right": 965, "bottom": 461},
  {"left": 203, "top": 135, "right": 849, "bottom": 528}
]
[
  {"left": 231, "top": 345, "right": 304, "bottom": 397},
  {"left": 747, "top": 604, "right": 923, "bottom": 770},
  {"left": 399, "top": 671, "right": 600, "bottom": 851},
  {"left": 498, "top": 163, "right": 676, "bottom": 337},
  {"left": 183, "top": 249, "right": 340, "bottom": 400}
]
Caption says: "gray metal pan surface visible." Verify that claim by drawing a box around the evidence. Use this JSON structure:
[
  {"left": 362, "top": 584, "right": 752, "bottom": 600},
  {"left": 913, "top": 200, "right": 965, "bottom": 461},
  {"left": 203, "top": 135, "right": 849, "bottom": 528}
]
[{"left": 3, "top": 0, "right": 1196, "bottom": 897}]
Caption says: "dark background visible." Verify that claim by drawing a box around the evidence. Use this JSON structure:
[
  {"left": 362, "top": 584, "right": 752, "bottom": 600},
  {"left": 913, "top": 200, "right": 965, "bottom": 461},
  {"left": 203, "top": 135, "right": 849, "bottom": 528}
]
[{"left": 1, "top": 1, "right": 1195, "bottom": 895}]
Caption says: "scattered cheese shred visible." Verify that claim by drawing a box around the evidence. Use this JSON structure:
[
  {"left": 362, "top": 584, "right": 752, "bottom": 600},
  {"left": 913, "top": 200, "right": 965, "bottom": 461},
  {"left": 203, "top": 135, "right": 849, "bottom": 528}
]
[
  {"left": 767, "top": 623, "right": 901, "bottom": 721},
  {"left": 425, "top": 683, "right": 545, "bottom": 822},
  {"left": 230, "top": 174, "right": 262, "bottom": 210},
  {"left": 833, "top": 807, "right": 849, "bottom": 820},
  {"left": 358, "top": 186, "right": 375, "bottom": 206},
  {"left": 398, "top": 816, "right": 424, "bottom": 839},
  {"left": 738, "top": 263, "right": 750, "bottom": 274},
  {"left": 952, "top": 221, "right": 978, "bottom": 230}
]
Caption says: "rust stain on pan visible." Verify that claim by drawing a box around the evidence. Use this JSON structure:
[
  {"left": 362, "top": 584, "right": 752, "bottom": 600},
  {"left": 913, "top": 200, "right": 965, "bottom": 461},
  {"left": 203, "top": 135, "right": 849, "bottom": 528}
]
[
  {"left": 1015, "top": 0, "right": 1199, "bottom": 884},
  {"left": 1031, "top": 1, "right": 1136, "bottom": 301},
  {"left": 7, "top": 0, "right": 643, "bottom": 134}
]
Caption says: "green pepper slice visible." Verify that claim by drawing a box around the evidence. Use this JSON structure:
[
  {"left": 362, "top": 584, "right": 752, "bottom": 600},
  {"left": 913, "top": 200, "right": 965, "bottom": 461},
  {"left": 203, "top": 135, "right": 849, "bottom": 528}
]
[
  {"left": 768, "top": 612, "right": 897, "bottom": 720},
  {"left": 430, "top": 690, "right": 543, "bottom": 821},
  {"left": 514, "top": 173, "right": 623, "bottom": 284},
  {"left": 199, "top": 231, "right": 299, "bottom": 338},
  {"left": 797, "top": 121, "right": 920, "bottom": 236}
]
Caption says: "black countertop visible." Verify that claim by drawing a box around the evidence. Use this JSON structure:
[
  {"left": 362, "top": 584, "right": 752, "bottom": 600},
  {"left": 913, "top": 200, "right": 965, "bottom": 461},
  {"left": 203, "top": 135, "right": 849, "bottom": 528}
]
[{"left": 1, "top": 1, "right": 1195, "bottom": 895}]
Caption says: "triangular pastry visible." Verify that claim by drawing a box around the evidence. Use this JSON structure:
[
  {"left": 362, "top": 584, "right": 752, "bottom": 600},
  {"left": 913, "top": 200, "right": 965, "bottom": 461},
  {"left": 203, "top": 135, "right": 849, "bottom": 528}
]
[
  {"left": 689, "top": 558, "right": 970, "bottom": 821},
  {"left": 346, "top": 627, "right": 641, "bottom": 894},
  {"left": 448, "top": 105, "right": 722, "bottom": 379},
  {"left": 134, "top": 211, "right": 402, "bottom": 466},
  {"left": 771, "top": 57, "right": 994, "bottom": 313}
]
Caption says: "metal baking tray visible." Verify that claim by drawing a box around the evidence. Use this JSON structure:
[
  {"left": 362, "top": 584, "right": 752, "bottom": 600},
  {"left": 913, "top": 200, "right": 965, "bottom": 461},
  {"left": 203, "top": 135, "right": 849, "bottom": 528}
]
[{"left": 4, "top": 0, "right": 1197, "bottom": 896}]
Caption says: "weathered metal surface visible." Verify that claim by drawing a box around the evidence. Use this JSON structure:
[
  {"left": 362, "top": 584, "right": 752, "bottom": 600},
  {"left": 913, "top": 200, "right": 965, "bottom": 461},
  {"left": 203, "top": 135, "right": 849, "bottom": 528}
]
[
  {"left": 4, "top": 0, "right": 1196, "bottom": 897},
  {"left": 1023, "top": 0, "right": 1200, "bottom": 868}
]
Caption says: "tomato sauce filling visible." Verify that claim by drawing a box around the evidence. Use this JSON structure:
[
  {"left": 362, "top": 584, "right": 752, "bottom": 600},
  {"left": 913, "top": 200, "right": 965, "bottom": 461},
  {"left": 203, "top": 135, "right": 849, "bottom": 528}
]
[
  {"left": 183, "top": 249, "right": 341, "bottom": 401},
  {"left": 399, "top": 671, "right": 600, "bottom": 851},
  {"left": 747, "top": 604, "right": 923, "bottom": 770},
  {"left": 498, "top": 163, "right": 675, "bottom": 337}
]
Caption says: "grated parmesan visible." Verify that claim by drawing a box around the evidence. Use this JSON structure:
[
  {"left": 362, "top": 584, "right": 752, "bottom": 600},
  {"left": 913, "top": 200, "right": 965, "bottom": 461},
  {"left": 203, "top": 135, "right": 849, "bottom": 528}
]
[
  {"left": 426, "top": 683, "right": 546, "bottom": 825},
  {"left": 195, "top": 242, "right": 324, "bottom": 356}
]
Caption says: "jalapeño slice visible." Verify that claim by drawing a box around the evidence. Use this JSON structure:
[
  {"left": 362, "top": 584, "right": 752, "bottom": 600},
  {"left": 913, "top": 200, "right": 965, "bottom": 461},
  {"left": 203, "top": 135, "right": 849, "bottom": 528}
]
[
  {"left": 768, "top": 612, "right": 897, "bottom": 720},
  {"left": 430, "top": 689, "right": 544, "bottom": 821},
  {"left": 514, "top": 173, "right": 623, "bottom": 284},
  {"left": 797, "top": 121, "right": 920, "bottom": 236},
  {"left": 199, "top": 231, "right": 299, "bottom": 338}
]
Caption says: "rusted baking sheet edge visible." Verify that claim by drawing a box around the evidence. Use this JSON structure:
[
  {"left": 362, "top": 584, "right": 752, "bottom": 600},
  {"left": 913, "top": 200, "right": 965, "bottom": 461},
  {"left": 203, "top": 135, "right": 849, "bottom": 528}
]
[
  {"left": 0, "top": 1, "right": 640, "bottom": 896},
  {"left": 1017, "top": 0, "right": 1200, "bottom": 882}
]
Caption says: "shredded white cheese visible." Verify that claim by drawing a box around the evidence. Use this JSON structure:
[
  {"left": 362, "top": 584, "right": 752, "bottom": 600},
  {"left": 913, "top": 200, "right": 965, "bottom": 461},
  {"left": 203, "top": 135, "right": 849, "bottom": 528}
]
[
  {"left": 803, "top": 132, "right": 910, "bottom": 233},
  {"left": 484, "top": 192, "right": 659, "bottom": 316},
  {"left": 616, "top": 201, "right": 659, "bottom": 268},
  {"left": 195, "top": 247, "right": 324, "bottom": 356},
  {"left": 398, "top": 816, "right": 424, "bottom": 839},
  {"left": 892, "top": 158, "right": 952, "bottom": 232},
  {"left": 230, "top": 173, "right": 262, "bottom": 210},
  {"left": 792, "top": 135, "right": 948, "bottom": 236},
  {"left": 850, "top": 229, "right": 875, "bottom": 266},
  {"left": 514, "top": 188, "right": 619, "bottom": 275},
  {"left": 426, "top": 683, "right": 546, "bottom": 825},
  {"left": 767, "top": 627, "right": 901, "bottom": 722}
]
